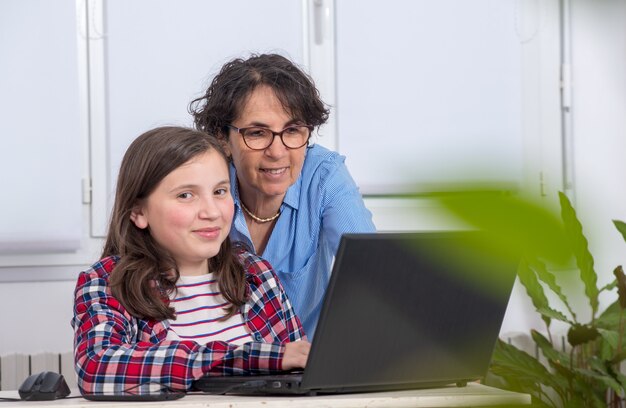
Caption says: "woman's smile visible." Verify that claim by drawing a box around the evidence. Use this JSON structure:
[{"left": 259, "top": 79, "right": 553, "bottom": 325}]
[{"left": 260, "top": 166, "right": 288, "bottom": 176}]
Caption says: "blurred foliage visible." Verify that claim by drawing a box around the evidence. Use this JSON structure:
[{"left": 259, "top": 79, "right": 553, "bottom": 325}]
[
  {"left": 433, "top": 190, "right": 626, "bottom": 407},
  {"left": 435, "top": 190, "right": 571, "bottom": 266}
]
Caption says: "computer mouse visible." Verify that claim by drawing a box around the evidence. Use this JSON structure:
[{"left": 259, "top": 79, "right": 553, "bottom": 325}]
[{"left": 18, "top": 371, "right": 71, "bottom": 401}]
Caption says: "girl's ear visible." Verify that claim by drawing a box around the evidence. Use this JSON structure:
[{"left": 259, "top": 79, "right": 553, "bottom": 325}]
[{"left": 130, "top": 204, "right": 148, "bottom": 229}]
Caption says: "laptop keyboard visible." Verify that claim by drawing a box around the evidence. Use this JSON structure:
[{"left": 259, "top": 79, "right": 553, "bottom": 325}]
[{"left": 192, "top": 372, "right": 305, "bottom": 395}]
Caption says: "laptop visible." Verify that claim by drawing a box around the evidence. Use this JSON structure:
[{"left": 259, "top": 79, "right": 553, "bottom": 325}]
[{"left": 192, "top": 231, "right": 519, "bottom": 395}]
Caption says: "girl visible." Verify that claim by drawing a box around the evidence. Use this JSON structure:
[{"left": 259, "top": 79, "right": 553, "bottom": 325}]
[{"left": 72, "top": 127, "right": 309, "bottom": 395}]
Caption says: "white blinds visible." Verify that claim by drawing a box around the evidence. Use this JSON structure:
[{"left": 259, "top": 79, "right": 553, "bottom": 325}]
[{"left": 0, "top": 0, "right": 82, "bottom": 253}]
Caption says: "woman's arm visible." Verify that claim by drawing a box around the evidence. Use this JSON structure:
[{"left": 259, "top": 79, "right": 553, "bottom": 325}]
[{"left": 319, "top": 156, "right": 376, "bottom": 253}]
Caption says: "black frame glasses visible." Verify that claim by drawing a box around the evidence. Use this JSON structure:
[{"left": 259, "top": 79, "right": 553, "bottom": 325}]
[{"left": 226, "top": 124, "right": 313, "bottom": 150}]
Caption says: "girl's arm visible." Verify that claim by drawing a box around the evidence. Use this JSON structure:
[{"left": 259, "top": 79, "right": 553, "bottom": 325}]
[
  {"left": 72, "top": 266, "right": 285, "bottom": 394},
  {"left": 202, "top": 252, "right": 309, "bottom": 375}
]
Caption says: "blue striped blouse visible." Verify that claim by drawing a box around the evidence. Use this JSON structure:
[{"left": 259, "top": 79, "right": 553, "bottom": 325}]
[{"left": 229, "top": 144, "right": 376, "bottom": 338}]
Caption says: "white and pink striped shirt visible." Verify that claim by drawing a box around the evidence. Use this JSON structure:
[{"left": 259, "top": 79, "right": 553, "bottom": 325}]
[{"left": 166, "top": 273, "right": 253, "bottom": 346}]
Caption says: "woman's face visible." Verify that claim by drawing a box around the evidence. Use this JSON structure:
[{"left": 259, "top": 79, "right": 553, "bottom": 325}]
[
  {"left": 130, "top": 149, "right": 234, "bottom": 275},
  {"left": 226, "top": 85, "right": 307, "bottom": 203}
]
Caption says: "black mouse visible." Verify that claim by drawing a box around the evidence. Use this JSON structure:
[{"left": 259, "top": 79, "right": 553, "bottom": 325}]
[{"left": 18, "top": 371, "right": 71, "bottom": 401}]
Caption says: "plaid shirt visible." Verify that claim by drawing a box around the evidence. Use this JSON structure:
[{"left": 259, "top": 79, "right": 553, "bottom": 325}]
[{"left": 72, "top": 250, "right": 306, "bottom": 394}]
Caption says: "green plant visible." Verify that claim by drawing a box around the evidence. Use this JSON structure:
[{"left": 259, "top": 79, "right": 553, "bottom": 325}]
[
  {"left": 486, "top": 192, "right": 626, "bottom": 407},
  {"left": 432, "top": 190, "right": 626, "bottom": 407}
]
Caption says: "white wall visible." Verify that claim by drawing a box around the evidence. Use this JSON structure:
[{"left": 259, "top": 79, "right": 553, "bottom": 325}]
[{"left": 0, "top": 281, "right": 77, "bottom": 354}]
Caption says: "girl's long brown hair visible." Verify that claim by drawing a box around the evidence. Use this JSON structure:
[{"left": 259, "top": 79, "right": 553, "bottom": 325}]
[{"left": 103, "top": 126, "right": 246, "bottom": 321}]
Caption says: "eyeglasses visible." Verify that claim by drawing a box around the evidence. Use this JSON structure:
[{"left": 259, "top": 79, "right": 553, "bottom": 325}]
[{"left": 226, "top": 124, "right": 313, "bottom": 150}]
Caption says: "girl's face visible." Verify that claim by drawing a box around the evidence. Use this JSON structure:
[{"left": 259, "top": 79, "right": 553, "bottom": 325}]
[{"left": 130, "top": 149, "right": 234, "bottom": 276}]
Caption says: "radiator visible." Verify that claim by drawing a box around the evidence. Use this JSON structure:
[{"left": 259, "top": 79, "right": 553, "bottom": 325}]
[{"left": 0, "top": 352, "right": 76, "bottom": 391}]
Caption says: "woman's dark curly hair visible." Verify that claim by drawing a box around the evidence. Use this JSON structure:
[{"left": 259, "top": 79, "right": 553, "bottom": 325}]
[{"left": 189, "top": 53, "right": 330, "bottom": 140}]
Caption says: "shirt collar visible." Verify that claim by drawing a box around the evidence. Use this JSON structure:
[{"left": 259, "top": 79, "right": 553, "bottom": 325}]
[{"left": 282, "top": 175, "right": 300, "bottom": 210}]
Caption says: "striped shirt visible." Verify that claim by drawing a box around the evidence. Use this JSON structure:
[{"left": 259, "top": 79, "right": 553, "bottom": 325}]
[
  {"left": 166, "top": 273, "right": 253, "bottom": 346},
  {"left": 72, "top": 249, "right": 305, "bottom": 394},
  {"left": 229, "top": 144, "right": 376, "bottom": 337}
]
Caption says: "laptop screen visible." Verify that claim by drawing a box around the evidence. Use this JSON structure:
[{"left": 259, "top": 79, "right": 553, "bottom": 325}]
[{"left": 302, "top": 231, "right": 519, "bottom": 391}]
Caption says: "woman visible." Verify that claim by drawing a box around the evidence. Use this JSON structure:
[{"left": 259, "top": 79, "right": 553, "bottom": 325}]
[
  {"left": 190, "top": 54, "right": 375, "bottom": 337},
  {"left": 72, "top": 127, "right": 308, "bottom": 395}
]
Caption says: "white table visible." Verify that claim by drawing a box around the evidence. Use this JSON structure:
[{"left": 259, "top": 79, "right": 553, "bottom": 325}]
[{"left": 0, "top": 383, "right": 530, "bottom": 407}]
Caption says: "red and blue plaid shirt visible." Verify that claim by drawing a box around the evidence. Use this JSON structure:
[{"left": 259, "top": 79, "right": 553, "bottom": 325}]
[{"left": 72, "top": 249, "right": 306, "bottom": 394}]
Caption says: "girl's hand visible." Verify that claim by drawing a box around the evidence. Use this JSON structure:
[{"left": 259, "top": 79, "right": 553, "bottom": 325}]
[{"left": 281, "top": 340, "right": 311, "bottom": 370}]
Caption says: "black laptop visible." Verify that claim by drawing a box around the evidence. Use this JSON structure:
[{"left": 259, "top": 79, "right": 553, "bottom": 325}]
[{"left": 192, "top": 231, "right": 519, "bottom": 395}]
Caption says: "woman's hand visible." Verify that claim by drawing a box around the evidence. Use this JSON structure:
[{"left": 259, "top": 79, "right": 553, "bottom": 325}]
[{"left": 281, "top": 340, "right": 311, "bottom": 370}]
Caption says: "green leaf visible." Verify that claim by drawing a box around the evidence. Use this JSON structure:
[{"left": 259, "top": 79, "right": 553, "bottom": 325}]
[
  {"left": 587, "top": 356, "right": 608, "bottom": 375},
  {"left": 559, "top": 192, "right": 599, "bottom": 317},
  {"left": 565, "top": 395, "right": 591, "bottom": 408},
  {"left": 596, "top": 300, "right": 626, "bottom": 331},
  {"left": 529, "top": 258, "right": 577, "bottom": 320},
  {"left": 535, "top": 306, "right": 572, "bottom": 324},
  {"left": 561, "top": 367, "right": 614, "bottom": 408},
  {"left": 568, "top": 388, "right": 606, "bottom": 408},
  {"left": 609, "top": 350, "right": 626, "bottom": 366},
  {"left": 531, "top": 330, "right": 571, "bottom": 366},
  {"left": 435, "top": 190, "right": 571, "bottom": 264},
  {"left": 598, "top": 328, "right": 620, "bottom": 350},
  {"left": 598, "top": 328, "right": 620, "bottom": 360},
  {"left": 574, "top": 366, "right": 623, "bottom": 398},
  {"left": 616, "top": 372, "right": 626, "bottom": 392},
  {"left": 517, "top": 258, "right": 549, "bottom": 326},
  {"left": 486, "top": 372, "right": 554, "bottom": 408},
  {"left": 490, "top": 339, "right": 566, "bottom": 395},
  {"left": 517, "top": 259, "right": 571, "bottom": 325}
]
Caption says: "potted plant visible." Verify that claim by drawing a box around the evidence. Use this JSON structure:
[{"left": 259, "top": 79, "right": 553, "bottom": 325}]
[
  {"left": 437, "top": 190, "right": 626, "bottom": 407},
  {"left": 486, "top": 192, "right": 626, "bottom": 407}
]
